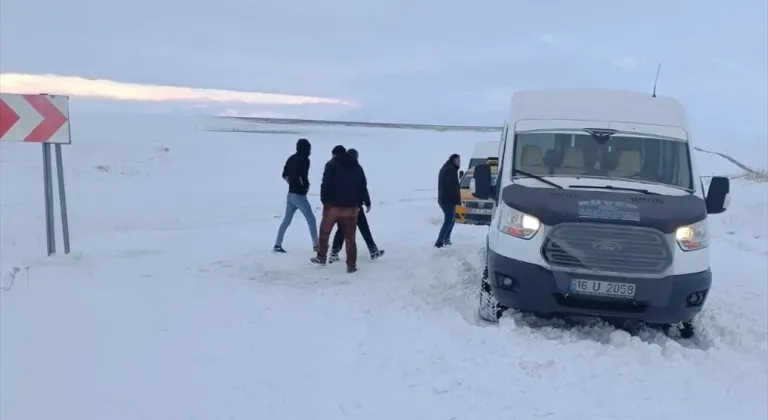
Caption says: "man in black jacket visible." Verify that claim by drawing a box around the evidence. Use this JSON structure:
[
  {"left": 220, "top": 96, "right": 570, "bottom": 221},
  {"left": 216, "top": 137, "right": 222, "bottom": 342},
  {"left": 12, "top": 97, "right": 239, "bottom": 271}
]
[
  {"left": 329, "top": 148, "right": 384, "bottom": 263},
  {"left": 435, "top": 153, "right": 461, "bottom": 248},
  {"left": 311, "top": 145, "right": 370, "bottom": 273},
  {"left": 273, "top": 138, "right": 319, "bottom": 253}
]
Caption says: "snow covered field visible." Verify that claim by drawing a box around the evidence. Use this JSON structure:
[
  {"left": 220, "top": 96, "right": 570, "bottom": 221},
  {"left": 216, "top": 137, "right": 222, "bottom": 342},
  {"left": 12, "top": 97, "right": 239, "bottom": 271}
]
[{"left": 1, "top": 114, "right": 766, "bottom": 420}]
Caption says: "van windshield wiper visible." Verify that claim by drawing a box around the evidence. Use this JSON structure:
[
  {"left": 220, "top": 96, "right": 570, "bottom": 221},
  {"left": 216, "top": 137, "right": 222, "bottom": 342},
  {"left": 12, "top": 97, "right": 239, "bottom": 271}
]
[
  {"left": 513, "top": 168, "right": 564, "bottom": 189},
  {"left": 568, "top": 184, "right": 661, "bottom": 195}
]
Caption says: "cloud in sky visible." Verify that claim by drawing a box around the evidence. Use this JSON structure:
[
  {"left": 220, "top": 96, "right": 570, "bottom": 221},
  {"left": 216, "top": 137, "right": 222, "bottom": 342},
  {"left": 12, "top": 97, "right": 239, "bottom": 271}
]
[
  {"left": 0, "top": 73, "right": 356, "bottom": 107},
  {"left": 612, "top": 57, "right": 648, "bottom": 71},
  {"left": 537, "top": 34, "right": 561, "bottom": 47},
  {"left": 1, "top": 0, "right": 765, "bottom": 136},
  {"left": 218, "top": 108, "right": 287, "bottom": 119}
]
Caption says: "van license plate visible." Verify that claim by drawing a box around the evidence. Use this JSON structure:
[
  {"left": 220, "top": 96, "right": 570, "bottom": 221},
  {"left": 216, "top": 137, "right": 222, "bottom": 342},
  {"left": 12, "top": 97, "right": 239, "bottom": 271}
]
[
  {"left": 570, "top": 279, "right": 636, "bottom": 298},
  {"left": 469, "top": 208, "right": 492, "bottom": 215}
]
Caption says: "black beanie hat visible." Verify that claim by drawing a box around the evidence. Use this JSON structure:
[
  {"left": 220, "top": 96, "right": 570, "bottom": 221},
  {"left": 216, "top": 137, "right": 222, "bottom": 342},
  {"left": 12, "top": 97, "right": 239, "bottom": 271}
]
[{"left": 332, "top": 145, "right": 346, "bottom": 155}]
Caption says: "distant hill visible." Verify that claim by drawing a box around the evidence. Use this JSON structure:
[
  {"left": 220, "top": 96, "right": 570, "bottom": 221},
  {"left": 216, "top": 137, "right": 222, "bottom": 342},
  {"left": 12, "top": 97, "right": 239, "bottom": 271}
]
[
  {"left": 210, "top": 115, "right": 763, "bottom": 178},
  {"left": 213, "top": 116, "right": 502, "bottom": 133}
]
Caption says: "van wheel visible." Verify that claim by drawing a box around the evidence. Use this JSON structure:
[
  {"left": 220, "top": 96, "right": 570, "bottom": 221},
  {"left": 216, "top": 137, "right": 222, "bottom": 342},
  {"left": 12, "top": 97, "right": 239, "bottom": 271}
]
[
  {"left": 662, "top": 320, "right": 695, "bottom": 339},
  {"left": 478, "top": 265, "right": 507, "bottom": 322}
]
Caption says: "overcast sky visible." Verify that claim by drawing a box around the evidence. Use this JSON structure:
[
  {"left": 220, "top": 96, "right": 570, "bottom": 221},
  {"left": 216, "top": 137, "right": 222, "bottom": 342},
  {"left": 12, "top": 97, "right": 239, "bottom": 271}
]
[{"left": 1, "top": 0, "right": 766, "bottom": 139}]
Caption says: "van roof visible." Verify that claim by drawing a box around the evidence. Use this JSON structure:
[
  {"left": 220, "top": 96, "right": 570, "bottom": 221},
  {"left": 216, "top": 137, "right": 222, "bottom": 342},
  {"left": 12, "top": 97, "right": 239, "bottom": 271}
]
[
  {"left": 509, "top": 88, "right": 689, "bottom": 130},
  {"left": 471, "top": 141, "right": 499, "bottom": 159}
]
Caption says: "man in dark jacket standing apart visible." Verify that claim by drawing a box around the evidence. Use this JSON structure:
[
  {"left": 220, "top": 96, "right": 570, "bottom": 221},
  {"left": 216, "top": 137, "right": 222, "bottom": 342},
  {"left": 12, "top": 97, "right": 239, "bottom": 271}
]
[
  {"left": 273, "top": 138, "right": 318, "bottom": 253},
  {"left": 435, "top": 153, "right": 462, "bottom": 248},
  {"left": 329, "top": 148, "right": 384, "bottom": 263},
  {"left": 311, "top": 145, "right": 370, "bottom": 273}
]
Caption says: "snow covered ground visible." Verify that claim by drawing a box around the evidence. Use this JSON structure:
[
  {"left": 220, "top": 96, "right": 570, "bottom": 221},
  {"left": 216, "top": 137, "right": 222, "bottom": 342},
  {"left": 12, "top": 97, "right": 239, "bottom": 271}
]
[{"left": 1, "top": 114, "right": 766, "bottom": 420}]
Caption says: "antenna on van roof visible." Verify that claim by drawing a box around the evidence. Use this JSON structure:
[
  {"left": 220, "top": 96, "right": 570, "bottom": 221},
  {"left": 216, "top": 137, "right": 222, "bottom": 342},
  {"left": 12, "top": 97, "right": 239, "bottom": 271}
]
[{"left": 651, "top": 63, "right": 662, "bottom": 98}]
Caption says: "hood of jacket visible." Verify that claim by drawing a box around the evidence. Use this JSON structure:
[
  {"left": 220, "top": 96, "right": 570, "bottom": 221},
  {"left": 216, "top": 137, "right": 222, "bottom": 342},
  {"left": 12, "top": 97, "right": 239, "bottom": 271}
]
[
  {"left": 296, "top": 138, "right": 311, "bottom": 156},
  {"left": 334, "top": 152, "right": 359, "bottom": 167}
]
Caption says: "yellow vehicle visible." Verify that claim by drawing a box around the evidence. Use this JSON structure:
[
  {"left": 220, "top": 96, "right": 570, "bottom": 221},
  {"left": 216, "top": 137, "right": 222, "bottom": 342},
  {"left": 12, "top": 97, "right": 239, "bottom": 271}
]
[{"left": 456, "top": 142, "right": 499, "bottom": 225}]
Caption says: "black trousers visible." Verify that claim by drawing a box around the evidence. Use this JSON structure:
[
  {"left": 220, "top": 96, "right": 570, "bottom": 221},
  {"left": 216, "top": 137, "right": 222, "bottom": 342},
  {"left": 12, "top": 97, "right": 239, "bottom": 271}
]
[{"left": 332, "top": 207, "right": 377, "bottom": 254}]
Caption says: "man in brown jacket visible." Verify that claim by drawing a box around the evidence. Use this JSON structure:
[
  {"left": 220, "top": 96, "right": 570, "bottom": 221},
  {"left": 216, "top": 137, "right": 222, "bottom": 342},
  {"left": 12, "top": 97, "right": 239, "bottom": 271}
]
[{"left": 310, "top": 145, "right": 370, "bottom": 273}]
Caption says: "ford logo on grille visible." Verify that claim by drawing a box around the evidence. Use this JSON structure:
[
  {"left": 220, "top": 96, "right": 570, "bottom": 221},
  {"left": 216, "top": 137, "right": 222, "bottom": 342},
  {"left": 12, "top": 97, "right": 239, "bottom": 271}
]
[{"left": 593, "top": 241, "right": 622, "bottom": 252}]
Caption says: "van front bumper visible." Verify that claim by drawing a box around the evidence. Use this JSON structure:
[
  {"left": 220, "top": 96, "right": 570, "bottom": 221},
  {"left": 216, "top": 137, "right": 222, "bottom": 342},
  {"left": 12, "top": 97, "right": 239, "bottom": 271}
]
[{"left": 487, "top": 249, "right": 712, "bottom": 325}]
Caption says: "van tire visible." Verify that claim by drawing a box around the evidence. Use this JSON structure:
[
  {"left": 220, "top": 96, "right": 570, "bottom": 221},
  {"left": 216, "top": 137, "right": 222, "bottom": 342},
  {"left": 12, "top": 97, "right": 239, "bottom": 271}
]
[
  {"left": 478, "top": 265, "right": 507, "bottom": 322},
  {"left": 662, "top": 320, "right": 695, "bottom": 339}
]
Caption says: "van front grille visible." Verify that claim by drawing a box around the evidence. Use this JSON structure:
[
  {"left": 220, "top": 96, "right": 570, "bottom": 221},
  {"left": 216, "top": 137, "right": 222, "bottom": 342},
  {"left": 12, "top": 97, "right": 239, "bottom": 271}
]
[{"left": 541, "top": 223, "right": 671, "bottom": 274}]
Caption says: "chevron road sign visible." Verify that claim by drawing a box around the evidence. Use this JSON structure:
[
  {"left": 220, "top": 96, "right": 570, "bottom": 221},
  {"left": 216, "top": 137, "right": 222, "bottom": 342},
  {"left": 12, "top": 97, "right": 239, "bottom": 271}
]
[{"left": 0, "top": 93, "right": 70, "bottom": 144}]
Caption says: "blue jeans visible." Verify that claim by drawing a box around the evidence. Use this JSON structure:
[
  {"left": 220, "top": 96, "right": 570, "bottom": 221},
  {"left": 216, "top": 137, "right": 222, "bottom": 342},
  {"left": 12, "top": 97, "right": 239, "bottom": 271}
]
[
  {"left": 435, "top": 203, "right": 456, "bottom": 247},
  {"left": 275, "top": 193, "right": 318, "bottom": 247}
]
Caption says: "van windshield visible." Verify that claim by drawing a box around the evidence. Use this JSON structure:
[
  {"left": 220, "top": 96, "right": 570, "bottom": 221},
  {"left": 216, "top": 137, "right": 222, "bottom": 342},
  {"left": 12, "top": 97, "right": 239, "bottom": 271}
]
[
  {"left": 512, "top": 131, "right": 693, "bottom": 190},
  {"left": 461, "top": 158, "right": 498, "bottom": 189},
  {"left": 466, "top": 158, "right": 488, "bottom": 169},
  {"left": 460, "top": 172, "right": 498, "bottom": 189}
]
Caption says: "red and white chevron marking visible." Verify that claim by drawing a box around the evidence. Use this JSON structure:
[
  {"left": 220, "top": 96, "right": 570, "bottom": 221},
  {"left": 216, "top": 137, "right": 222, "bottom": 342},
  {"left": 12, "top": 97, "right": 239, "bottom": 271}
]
[{"left": 0, "top": 93, "right": 70, "bottom": 144}]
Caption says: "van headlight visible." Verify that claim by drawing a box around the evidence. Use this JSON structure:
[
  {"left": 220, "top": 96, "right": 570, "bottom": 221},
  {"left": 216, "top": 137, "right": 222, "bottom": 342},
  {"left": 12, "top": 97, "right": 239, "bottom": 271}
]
[
  {"left": 497, "top": 202, "right": 540, "bottom": 239},
  {"left": 675, "top": 220, "right": 709, "bottom": 251}
]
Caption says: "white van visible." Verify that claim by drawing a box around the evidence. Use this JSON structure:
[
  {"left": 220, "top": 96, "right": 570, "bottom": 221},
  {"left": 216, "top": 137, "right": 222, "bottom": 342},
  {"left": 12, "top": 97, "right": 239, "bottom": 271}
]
[
  {"left": 464, "top": 141, "right": 501, "bottom": 174},
  {"left": 471, "top": 89, "right": 730, "bottom": 338}
]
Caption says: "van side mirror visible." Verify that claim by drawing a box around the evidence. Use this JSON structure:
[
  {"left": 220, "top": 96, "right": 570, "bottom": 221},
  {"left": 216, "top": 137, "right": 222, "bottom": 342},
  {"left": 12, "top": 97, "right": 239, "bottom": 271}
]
[
  {"left": 705, "top": 176, "right": 730, "bottom": 214},
  {"left": 459, "top": 170, "right": 465, "bottom": 179},
  {"left": 472, "top": 164, "right": 493, "bottom": 199}
]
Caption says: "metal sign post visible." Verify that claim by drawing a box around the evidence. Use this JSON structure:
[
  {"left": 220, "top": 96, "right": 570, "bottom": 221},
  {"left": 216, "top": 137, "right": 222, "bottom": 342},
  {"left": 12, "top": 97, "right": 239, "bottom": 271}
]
[{"left": 55, "top": 144, "right": 71, "bottom": 254}]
